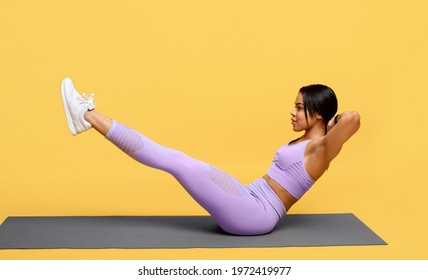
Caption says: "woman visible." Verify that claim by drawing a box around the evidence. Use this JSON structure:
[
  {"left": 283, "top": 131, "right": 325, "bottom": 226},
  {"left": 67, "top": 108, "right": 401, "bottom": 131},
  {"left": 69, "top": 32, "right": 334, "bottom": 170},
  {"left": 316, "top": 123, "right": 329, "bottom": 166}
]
[{"left": 61, "top": 78, "right": 360, "bottom": 236}]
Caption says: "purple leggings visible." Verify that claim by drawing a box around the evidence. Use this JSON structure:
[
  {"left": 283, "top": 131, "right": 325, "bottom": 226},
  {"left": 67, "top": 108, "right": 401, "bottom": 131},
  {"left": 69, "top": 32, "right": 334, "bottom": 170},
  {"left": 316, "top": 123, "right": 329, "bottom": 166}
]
[{"left": 105, "top": 120, "right": 286, "bottom": 235}]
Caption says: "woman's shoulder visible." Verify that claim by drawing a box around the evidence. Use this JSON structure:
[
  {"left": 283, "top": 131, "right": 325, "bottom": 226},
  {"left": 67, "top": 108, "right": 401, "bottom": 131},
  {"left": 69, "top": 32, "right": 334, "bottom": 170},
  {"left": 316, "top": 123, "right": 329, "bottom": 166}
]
[
  {"left": 302, "top": 138, "right": 327, "bottom": 181},
  {"left": 307, "top": 111, "right": 361, "bottom": 162},
  {"left": 305, "top": 138, "right": 325, "bottom": 156}
]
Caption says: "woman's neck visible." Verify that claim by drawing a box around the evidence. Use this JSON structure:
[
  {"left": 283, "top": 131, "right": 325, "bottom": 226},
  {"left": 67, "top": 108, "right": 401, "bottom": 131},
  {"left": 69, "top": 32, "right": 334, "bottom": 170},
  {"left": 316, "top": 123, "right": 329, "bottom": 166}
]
[{"left": 301, "top": 122, "right": 325, "bottom": 141}]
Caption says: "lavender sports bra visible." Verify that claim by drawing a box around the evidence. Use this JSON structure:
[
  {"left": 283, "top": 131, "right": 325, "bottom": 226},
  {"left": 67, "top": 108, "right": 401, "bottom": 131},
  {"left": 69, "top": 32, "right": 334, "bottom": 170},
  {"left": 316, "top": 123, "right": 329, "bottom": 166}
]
[{"left": 266, "top": 140, "right": 315, "bottom": 199}]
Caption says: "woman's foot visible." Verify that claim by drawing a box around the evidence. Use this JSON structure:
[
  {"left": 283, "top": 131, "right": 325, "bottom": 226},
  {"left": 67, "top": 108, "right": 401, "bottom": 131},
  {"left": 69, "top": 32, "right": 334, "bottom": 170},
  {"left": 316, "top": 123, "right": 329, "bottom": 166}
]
[{"left": 61, "top": 78, "right": 96, "bottom": 136}]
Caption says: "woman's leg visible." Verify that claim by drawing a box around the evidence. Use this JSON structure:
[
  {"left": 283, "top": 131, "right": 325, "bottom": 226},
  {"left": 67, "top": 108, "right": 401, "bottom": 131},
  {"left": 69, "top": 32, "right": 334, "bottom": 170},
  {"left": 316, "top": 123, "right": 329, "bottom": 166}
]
[
  {"left": 61, "top": 78, "right": 281, "bottom": 235},
  {"left": 84, "top": 110, "right": 112, "bottom": 136},
  {"left": 102, "top": 119, "right": 281, "bottom": 235}
]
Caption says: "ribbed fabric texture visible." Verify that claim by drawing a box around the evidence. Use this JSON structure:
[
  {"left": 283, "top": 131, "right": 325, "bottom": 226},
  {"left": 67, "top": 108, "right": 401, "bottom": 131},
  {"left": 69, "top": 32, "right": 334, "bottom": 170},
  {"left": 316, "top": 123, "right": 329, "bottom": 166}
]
[
  {"left": 266, "top": 140, "right": 315, "bottom": 199},
  {"left": 283, "top": 161, "right": 314, "bottom": 197},
  {"left": 106, "top": 120, "right": 144, "bottom": 154},
  {"left": 209, "top": 165, "right": 245, "bottom": 196}
]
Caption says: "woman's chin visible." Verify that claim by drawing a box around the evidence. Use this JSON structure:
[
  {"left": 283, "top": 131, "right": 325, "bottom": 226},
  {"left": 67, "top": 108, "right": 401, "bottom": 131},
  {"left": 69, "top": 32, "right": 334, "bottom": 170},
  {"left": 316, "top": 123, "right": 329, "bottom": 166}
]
[{"left": 292, "top": 126, "right": 303, "bottom": 132}]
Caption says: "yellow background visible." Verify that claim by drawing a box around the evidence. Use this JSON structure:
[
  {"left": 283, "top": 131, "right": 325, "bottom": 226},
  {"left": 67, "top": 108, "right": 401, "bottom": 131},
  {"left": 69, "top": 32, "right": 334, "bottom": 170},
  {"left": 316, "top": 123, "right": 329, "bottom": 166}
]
[{"left": 1, "top": 0, "right": 427, "bottom": 260}]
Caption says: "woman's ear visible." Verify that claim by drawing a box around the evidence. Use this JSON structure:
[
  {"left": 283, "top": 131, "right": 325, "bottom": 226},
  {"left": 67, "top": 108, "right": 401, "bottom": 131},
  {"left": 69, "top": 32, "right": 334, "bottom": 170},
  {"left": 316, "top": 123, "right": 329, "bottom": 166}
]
[{"left": 316, "top": 113, "right": 323, "bottom": 120}]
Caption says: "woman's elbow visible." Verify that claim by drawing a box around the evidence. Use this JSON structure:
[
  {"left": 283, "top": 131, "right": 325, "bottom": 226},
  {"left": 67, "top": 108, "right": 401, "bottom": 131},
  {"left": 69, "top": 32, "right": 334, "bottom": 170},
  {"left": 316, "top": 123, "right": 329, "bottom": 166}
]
[
  {"left": 342, "top": 111, "right": 361, "bottom": 131},
  {"left": 348, "top": 111, "right": 360, "bottom": 122}
]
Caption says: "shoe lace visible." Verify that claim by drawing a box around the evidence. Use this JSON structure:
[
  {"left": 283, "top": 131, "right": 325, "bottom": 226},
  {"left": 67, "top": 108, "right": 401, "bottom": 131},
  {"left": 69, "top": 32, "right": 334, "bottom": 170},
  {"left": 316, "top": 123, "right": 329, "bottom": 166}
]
[{"left": 78, "top": 93, "right": 96, "bottom": 110}]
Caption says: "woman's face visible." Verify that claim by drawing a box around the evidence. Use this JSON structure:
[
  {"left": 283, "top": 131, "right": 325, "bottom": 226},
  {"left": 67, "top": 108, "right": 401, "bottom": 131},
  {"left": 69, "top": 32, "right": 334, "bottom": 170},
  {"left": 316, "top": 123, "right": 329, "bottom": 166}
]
[{"left": 290, "top": 92, "right": 317, "bottom": 132}]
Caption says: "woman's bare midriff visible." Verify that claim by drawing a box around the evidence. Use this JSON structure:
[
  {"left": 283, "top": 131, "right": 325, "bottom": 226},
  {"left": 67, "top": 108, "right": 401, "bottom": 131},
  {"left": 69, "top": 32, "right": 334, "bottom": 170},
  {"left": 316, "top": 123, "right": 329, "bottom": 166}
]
[{"left": 262, "top": 174, "right": 298, "bottom": 212}]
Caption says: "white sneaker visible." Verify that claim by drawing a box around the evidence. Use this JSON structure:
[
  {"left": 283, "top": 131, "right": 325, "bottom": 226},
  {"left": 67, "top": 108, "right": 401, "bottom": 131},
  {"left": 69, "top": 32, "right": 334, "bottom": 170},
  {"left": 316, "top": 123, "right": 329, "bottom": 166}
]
[{"left": 61, "top": 78, "right": 96, "bottom": 136}]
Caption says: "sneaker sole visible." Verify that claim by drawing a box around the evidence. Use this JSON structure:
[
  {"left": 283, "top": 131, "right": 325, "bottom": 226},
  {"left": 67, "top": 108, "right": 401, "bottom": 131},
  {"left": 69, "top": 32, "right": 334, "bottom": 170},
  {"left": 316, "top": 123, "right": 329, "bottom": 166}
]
[{"left": 61, "top": 79, "right": 77, "bottom": 136}]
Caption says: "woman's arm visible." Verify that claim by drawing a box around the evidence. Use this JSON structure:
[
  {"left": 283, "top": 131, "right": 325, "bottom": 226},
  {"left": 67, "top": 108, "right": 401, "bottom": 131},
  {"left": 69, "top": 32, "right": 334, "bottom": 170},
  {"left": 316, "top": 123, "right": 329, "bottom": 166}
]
[{"left": 321, "top": 111, "right": 361, "bottom": 162}]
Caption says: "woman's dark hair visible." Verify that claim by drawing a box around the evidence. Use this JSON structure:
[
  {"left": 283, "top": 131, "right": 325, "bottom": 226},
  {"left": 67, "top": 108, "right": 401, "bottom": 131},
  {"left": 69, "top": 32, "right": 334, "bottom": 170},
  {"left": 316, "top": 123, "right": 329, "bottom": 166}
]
[{"left": 299, "top": 84, "right": 338, "bottom": 134}]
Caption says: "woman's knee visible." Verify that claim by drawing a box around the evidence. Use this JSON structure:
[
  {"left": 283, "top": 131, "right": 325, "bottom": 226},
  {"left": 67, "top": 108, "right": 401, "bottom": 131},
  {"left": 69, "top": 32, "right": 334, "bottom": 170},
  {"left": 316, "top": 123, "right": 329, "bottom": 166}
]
[{"left": 165, "top": 149, "right": 206, "bottom": 174}]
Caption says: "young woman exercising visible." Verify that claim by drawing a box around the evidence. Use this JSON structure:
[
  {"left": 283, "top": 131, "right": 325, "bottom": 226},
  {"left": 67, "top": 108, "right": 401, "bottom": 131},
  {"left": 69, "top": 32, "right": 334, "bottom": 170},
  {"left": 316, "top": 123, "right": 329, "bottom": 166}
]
[{"left": 60, "top": 78, "right": 360, "bottom": 236}]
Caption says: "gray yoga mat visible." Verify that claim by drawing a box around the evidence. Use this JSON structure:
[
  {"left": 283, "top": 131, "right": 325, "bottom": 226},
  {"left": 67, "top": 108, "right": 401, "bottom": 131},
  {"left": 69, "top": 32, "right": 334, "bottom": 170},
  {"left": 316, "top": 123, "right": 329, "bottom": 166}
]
[{"left": 0, "top": 214, "right": 386, "bottom": 249}]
